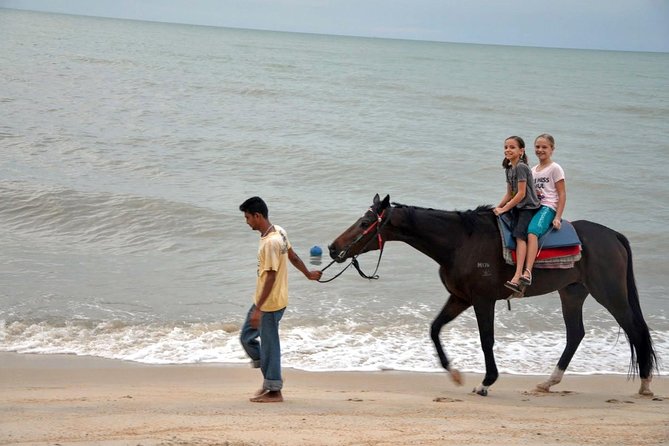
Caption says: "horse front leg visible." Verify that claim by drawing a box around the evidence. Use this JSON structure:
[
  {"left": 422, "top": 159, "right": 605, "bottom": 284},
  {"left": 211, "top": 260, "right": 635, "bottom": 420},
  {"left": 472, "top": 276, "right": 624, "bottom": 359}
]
[
  {"left": 473, "top": 300, "right": 497, "bottom": 396},
  {"left": 536, "top": 284, "right": 588, "bottom": 392},
  {"left": 430, "top": 294, "right": 471, "bottom": 386}
]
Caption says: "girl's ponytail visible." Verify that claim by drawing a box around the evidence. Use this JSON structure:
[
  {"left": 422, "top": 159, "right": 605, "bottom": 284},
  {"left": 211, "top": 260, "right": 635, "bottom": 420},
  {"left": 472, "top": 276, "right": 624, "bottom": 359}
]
[{"left": 520, "top": 152, "right": 528, "bottom": 164}]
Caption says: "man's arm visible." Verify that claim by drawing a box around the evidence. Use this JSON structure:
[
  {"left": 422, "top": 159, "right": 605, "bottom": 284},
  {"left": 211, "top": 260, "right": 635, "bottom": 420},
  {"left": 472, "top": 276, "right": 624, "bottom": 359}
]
[
  {"left": 288, "top": 247, "right": 322, "bottom": 281},
  {"left": 250, "top": 270, "right": 277, "bottom": 328}
]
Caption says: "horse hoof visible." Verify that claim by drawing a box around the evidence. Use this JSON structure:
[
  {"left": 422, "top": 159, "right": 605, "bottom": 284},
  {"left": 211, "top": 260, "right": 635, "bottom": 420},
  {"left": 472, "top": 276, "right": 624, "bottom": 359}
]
[
  {"left": 472, "top": 386, "right": 488, "bottom": 396},
  {"left": 639, "top": 378, "right": 653, "bottom": 397},
  {"left": 449, "top": 369, "right": 463, "bottom": 386},
  {"left": 535, "top": 383, "right": 551, "bottom": 393}
]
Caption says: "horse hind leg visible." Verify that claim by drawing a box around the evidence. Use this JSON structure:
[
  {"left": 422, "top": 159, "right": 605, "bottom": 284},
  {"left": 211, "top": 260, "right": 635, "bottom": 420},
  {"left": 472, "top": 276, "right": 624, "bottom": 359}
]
[
  {"left": 618, "top": 317, "right": 655, "bottom": 396},
  {"left": 598, "top": 305, "right": 655, "bottom": 396},
  {"left": 589, "top": 283, "right": 657, "bottom": 396},
  {"left": 625, "top": 315, "right": 656, "bottom": 396},
  {"left": 536, "top": 283, "right": 588, "bottom": 392},
  {"left": 586, "top": 234, "right": 658, "bottom": 396},
  {"left": 623, "top": 304, "right": 656, "bottom": 396}
]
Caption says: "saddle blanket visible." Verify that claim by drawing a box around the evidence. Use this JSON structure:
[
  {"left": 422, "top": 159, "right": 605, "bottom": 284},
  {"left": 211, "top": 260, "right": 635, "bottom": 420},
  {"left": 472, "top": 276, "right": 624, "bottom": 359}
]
[{"left": 497, "top": 213, "right": 582, "bottom": 269}]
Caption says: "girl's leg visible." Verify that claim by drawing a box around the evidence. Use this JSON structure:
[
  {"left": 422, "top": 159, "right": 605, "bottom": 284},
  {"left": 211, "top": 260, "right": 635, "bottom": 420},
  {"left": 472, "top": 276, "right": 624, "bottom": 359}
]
[
  {"left": 511, "top": 238, "right": 527, "bottom": 284},
  {"left": 523, "top": 234, "right": 539, "bottom": 282},
  {"left": 524, "top": 206, "right": 556, "bottom": 283}
]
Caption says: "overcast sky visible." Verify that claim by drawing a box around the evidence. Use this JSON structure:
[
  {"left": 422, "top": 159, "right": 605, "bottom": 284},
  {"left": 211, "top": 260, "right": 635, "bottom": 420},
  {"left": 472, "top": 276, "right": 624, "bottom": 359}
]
[{"left": 2, "top": 0, "right": 668, "bottom": 52}]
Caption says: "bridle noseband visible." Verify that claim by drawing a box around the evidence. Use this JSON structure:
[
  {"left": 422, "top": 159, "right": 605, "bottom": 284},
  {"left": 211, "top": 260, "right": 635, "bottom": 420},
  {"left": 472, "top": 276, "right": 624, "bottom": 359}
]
[{"left": 319, "top": 205, "right": 392, "bottom": 283}]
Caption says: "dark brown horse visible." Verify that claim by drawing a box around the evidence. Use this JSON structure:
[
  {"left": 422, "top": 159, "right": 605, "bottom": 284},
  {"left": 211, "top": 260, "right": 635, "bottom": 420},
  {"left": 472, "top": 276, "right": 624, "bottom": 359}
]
[{"left": 328, "top": 194, "right": 657, "bottom": 396}]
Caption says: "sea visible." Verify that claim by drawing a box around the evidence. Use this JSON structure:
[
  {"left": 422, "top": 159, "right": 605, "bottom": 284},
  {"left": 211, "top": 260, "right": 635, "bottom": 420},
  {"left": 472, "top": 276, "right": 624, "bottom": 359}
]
[{"left": 1, "top": 8, "right": 668, "bottom": 376}]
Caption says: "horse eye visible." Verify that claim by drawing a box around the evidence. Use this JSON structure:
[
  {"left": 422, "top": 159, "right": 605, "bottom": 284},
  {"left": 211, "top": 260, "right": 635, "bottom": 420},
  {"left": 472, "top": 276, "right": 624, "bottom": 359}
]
[{"left": 360, "top": 221, "right": 370, "bottom": 229}]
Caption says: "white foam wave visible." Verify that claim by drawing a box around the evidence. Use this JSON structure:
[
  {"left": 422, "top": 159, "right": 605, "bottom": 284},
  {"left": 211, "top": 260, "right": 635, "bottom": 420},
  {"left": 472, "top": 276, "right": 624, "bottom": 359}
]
[
  {"left": 2, "top": 319, "right": 666, "bottom": 375},
  {"left": 0, "top": 320, "right": 247, "bottom": 365}
]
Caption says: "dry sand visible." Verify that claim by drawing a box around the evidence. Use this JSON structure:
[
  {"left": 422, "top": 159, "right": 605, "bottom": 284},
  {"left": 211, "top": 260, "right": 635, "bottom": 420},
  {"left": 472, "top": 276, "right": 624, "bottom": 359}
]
[{"left": 1, "top": 353, "right": 667, "bottom": 445}]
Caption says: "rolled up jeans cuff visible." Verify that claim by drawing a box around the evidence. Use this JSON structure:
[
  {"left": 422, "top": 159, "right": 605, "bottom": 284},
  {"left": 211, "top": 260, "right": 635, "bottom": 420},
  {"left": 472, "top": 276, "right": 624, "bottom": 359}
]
[
  {"left": 251, "top": 359, "right": 261, "bottom": 369},
  {"left": 264, "top": 378, "right": 283, "bottom": 392}
]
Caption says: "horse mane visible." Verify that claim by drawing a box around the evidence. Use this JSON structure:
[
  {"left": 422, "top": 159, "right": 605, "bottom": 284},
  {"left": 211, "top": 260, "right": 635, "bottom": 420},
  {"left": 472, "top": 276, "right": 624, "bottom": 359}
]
[
  {"left": 458, "top": 205, "right": 495, "bottom": 235},
  {"left": 391, "top": 202, "right": 495, "bottom": 235}
]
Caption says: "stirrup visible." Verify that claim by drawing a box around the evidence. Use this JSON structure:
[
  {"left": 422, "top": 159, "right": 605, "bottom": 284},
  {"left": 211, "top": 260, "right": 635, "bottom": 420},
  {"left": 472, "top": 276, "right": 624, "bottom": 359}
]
[{"left": 506, "top": 285, "right": 525, "bottom": 310}]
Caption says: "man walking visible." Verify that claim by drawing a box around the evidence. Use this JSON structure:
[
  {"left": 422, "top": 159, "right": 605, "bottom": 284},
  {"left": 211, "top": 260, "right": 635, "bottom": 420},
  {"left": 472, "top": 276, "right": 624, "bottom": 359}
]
[{"left": 239, "top": 196, "right": 322, "bottom": 402}]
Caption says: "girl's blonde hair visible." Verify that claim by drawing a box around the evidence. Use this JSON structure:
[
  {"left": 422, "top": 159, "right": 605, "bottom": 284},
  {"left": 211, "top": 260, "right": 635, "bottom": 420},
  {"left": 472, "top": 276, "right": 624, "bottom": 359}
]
[{"left": 535, "top": 133, "right": 555, "bottom": 148}]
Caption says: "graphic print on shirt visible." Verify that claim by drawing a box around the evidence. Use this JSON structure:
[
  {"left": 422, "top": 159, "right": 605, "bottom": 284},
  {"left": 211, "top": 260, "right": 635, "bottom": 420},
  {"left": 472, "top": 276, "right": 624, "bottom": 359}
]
[
  {"left": 256, "top": 228, "right": 290, "bottom": 276},
  {"left": 535, "top": 176, "right": 550, "bottom": 200}
]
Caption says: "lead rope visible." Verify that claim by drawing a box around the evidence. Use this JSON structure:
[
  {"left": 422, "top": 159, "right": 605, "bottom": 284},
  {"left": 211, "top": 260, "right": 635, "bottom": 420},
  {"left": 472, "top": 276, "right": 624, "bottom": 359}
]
[
  {"left": 317, "top": 237, "right": 386, "bottom": 283},
  {"left": 315, "top": 251, "right": 384, "bottom": 283},
  {"left": 317, "top": 207, "right": 391, "bottom": 283},
  {"left": 316, "top": 257, "right": 355, "bottom": 283}
]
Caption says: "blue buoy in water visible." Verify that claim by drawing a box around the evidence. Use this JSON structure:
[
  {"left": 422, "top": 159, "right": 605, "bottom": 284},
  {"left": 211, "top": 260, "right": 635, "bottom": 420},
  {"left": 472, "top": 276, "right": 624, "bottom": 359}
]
[{"left": 309, "top": 245, "right": 323, "bottom": 265}]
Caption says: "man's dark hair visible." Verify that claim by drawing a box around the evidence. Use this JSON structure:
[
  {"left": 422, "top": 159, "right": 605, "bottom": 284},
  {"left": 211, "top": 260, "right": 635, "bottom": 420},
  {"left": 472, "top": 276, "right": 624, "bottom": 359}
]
[{"left": 239, "top": 196, "right": 268, "bottom": 218}]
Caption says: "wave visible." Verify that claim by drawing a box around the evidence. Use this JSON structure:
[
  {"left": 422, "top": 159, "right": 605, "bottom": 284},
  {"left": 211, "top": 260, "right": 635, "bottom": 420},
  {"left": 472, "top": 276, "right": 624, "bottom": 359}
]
[
  {"left": 2, "top": 318, "right": 666, "bottom": 375},
  {"left": 0, "top": 180, "right": 230, "bottom": 254},
  {"left": 614, "top": 104, "right": 669, "bottom": 119}
]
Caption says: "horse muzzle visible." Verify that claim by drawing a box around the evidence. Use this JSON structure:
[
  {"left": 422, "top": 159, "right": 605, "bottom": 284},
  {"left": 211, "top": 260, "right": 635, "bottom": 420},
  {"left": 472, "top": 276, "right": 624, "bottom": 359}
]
[{"left": 328, "top": 244, "right": 348, "bottom": 262}]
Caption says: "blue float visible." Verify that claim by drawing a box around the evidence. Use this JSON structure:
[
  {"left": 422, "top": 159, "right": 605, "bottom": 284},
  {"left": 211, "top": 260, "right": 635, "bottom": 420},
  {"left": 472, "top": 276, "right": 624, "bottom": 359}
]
[{"left": 309, "top": 245, "right": 323, "bottom": 257}]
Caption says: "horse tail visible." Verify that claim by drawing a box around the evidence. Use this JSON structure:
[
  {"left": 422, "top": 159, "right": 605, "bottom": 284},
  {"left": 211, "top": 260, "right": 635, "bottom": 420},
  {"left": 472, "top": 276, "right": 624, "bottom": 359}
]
[{"left": 617, "top": 232, "right": 658, "bottom": 378}]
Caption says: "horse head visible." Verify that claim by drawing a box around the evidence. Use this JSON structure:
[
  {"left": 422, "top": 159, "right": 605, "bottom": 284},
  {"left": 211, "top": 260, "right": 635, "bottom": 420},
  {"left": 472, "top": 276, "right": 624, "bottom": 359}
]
[{"left": 328, "top": 193, "right": 391, "bottom": 262}]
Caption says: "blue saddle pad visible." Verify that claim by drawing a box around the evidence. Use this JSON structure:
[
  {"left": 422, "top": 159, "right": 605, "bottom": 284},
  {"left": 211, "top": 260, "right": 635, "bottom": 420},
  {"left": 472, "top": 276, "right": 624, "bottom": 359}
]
[{"left": 498, "top": 213, "right": 581, "bottom": 250}]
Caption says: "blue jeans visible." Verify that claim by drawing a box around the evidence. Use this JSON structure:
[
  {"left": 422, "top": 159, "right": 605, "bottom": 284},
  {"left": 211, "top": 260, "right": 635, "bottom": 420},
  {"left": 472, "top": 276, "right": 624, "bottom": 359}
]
[{"left": 240, "top": 305, "right": 285, "bottom": 391}]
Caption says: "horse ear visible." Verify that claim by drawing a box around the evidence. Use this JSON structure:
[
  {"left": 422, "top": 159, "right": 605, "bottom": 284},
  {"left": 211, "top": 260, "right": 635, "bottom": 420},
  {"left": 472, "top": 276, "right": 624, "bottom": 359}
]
[
  {"left": 381, "top": 194, "right": 390, "bottom": 208},
  {"left": 373, "top": 193, "right": 380, "bottom": 204}
]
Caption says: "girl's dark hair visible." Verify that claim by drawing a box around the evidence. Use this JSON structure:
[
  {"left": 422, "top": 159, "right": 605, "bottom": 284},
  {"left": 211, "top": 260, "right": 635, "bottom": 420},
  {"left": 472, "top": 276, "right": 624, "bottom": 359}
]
[
  {"left": 502, "top": 135, "right": 527, "bottom": 169},
  {"left": 239, "top": 196, "right": 268, "bottom": 218}
]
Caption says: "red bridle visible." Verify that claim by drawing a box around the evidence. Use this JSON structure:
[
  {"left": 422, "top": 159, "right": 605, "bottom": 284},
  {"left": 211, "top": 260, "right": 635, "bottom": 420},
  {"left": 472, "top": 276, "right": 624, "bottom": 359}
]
[
  {"left": 359, "top": 208, "right": 387, "bottom": 251},
  {"left": 319, "top": 206, "right": 392, "bottom": 283}
]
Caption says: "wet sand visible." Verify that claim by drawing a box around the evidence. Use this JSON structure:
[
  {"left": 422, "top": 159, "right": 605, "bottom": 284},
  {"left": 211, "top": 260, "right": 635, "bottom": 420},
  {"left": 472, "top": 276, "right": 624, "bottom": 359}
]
[{"left": 1, "top": 353, "right": 667, "bottom": 445}]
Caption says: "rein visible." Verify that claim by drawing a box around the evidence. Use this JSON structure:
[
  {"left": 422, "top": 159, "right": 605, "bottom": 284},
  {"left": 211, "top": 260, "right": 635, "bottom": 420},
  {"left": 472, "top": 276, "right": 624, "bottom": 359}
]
[{"left": 318, "top": 207, "right": 392, "bottom": 283}]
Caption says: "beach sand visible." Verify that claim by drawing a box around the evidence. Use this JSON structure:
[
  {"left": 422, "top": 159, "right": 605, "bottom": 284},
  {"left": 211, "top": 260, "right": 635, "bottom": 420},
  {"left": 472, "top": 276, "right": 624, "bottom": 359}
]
[{"left": 1, "top": 353, "right": 667, "bottom": 446}]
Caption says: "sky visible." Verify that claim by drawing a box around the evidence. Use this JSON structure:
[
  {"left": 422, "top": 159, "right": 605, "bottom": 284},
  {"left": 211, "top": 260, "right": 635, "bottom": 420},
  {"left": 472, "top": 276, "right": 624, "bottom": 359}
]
[{"left": 1, "top": 0, "right": 668, "bottom": 52}]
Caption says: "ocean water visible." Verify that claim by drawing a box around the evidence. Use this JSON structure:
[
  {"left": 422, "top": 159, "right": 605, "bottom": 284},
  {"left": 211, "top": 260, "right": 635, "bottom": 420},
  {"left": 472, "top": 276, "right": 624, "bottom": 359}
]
[{"left": 1, "top": 9, "right": 668, "bottom": 375}]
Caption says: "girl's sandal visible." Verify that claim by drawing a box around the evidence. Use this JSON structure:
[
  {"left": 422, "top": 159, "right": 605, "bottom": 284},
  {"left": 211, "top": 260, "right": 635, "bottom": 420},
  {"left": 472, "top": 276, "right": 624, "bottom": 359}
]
[
  {"left": 519, "top": 269, "right": 532, "bottom": 286},
  {"left": 504, "top": 280, "right": 523, "bottom": 293}
]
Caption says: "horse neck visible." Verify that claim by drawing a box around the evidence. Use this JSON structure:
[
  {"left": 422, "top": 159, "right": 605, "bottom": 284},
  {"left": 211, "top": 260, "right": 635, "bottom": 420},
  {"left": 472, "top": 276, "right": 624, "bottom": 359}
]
[{"left": 384, "top": 206, "right": 465, "bottom": 262}]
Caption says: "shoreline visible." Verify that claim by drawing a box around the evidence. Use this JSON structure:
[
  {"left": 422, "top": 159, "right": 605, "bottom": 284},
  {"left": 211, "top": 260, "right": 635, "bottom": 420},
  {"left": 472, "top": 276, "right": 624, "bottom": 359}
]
[{"left": 1, "top": 353, "right": 668, "bottom": 445}]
